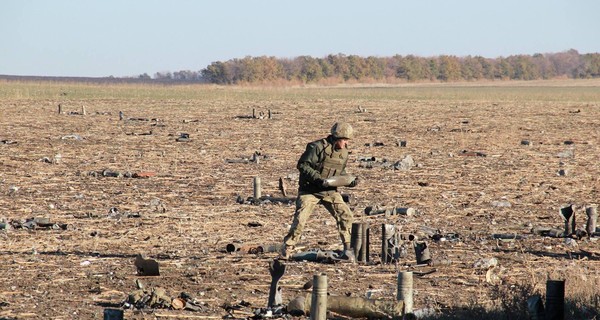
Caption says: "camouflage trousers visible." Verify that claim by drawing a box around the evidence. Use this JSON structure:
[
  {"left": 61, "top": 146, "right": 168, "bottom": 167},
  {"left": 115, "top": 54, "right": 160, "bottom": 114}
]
[{"left": 283, "top": 191, "right": 353, "bottom": 247}]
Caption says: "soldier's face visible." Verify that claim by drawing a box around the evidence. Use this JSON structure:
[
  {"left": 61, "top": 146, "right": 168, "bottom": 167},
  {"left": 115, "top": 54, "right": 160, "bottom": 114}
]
[{"left": 334, "top": 138, "right": 349, "bottom": 150}]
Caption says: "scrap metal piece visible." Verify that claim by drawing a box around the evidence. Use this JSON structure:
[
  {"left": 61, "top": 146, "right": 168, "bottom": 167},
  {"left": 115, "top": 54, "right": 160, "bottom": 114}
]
[
  {"left": 268, "top": 259, "right": 286, "bottom": 307},
  {"left": 256, "top": 243, "right": 284, "bottom": 254},
  {"left": 288, "top": 293, "right": 403, "bottom": 318},
  {"left": 559, "top": 204, "right": 575, "bottom": 236},
  {"left": 414, "top": 241, "right": 432, "bottom": 265},
  {"left": 290, "top": 250, "right": 347, "bottom": 263},
  {"left": 134, "top": 254, "right": 160, "bottom": 276},
  {"left": 103, "top": 308, "right": 124, "bottom": 320},
  {"left": 381, "top": 224, "right": 401, "bottom": 264},
  {"left": 586, "top": 205, "right": 598, "bottom": 238},
  {"left": 278, "top": 177, "right": 287, "bottom": 197}
]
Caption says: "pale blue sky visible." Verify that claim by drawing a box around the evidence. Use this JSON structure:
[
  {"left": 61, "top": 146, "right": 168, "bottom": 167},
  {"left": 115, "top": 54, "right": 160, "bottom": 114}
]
[{"left": 1, "top": 0, "right": 599, "bottom": 77}]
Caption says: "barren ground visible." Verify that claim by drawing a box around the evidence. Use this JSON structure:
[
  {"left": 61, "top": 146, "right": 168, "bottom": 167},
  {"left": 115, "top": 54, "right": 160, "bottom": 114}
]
[{"left": 0, "top": 81, "right": 599, "bottom": 319}]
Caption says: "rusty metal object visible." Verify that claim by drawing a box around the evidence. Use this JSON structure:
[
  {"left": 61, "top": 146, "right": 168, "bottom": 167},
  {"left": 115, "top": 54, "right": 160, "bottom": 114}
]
[
  {"left": 289, "top": 293, "right": 403, "bottom": 319},
  {"left": 268, "top": 259, "right": 286, "bottom": 307},
  {"left": 226, "top": 243, "right": 258, "bottom": 254},
  {"left": 257, "top": 243, "right": 284, "bottom": 254},
  {"left": 171, "top": 297, "right": 185, "bottom": 310}
]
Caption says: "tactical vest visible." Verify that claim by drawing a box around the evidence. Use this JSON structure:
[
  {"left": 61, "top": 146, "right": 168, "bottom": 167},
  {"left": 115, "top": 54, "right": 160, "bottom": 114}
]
[{"left": 319, "top": 140, "right": 348, "bottom": 178}]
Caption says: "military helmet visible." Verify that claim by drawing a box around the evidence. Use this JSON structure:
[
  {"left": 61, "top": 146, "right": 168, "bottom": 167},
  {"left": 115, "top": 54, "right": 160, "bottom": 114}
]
[{"left": 331, "top": 122, "right": 354, "bottom": 139}]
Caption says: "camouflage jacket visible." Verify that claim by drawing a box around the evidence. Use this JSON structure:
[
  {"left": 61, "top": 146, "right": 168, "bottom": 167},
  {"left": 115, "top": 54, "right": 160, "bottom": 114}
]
[{"left": 297, "top": 135, "right": 348, "bottom": 194}]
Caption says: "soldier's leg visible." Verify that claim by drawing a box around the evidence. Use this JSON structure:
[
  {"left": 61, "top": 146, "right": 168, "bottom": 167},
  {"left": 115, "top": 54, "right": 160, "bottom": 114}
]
[
  {"left": 283, "top": 193, "right": 320, "bottom": 247},
  {"left": 322, "top": 192, "right": 354, "bottom": 246}
]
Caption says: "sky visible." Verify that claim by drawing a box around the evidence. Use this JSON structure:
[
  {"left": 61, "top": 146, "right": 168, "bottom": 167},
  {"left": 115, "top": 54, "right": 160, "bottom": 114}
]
[{"left": 1, "top": 0, "right": 599, "bottom": 78}]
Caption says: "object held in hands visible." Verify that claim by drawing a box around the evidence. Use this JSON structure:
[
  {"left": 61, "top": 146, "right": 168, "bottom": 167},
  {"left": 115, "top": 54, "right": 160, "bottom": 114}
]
[{"left": 322, "top": 175, "right": 356, "bottom": 187}]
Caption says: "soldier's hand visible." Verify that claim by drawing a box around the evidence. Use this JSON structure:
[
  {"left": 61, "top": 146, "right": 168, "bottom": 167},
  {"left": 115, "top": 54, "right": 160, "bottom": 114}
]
[
  {"left": 349, "top": 178, "right": 358, "bottom": 187},
  {"left": 318, "top": 179, "right": 329, "bottom": 187}
]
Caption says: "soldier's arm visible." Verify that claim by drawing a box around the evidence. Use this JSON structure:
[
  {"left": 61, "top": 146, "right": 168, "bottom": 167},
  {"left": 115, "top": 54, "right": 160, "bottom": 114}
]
[{"left": 297, "top": 143, "right": 322, "bottom": 184}]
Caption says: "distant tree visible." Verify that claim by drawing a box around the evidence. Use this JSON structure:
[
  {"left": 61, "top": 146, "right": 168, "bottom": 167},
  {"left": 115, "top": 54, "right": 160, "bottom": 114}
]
[
  {"left": 508, "top": 55, "right": 539, "bottom": 80},
  {"left": 319, "top": 58, "right": 335, "bottom": 78},
  {"left": 327, "top": 54, "right": 351, "bottom": 81},
  {"left": 438, "top": 55, "right": 461, "bottom": 81},
  {"left": 385, "top": 55, "right": 404, "bottom": 78},
  {"left": 153, "top": 71, "right": 172, "bottom": 80},
  {"left": 201, "top": 61, "right": 231, "bottom": 84},
  {"left": 280, "top": 58, "right": 302, "bottom": 81},
  {"left": 549, "top": 49, "right": 582, "bottom": 78},
  {"left": 531, "top": 53, "right": 555, "bottom": 79},
  {"left": 579, "top": 53, "right": 600, "bottom": 78},
  {"left": 138, "top": 73, "right": 151, "bottom": 80},
  {"left": 173, "top": 70, "right": 199, "bottom": 81},
  {"left": 347, "top": 55, "right": 367, "bottom": 80},
  {"left": 365, "top": 56, "right": 385, "bottom": 80},
  {"left": 428, "top": 58, "right": 439, "bottom": 80},
  {"left": 195, "top": 50, "right": 596, "bottom": 84},
  {"left": 397, "top": 55, "right": 427, "bottom": 81},
  {"left": 259, "top": 56, "right": 285, "bottom": 80},
  {"left": 296, "top": 56, "right": 323, "bottom": 83},
  {"left": 476, "top": 56, "right": 495, "bottom": 79},
  {"left": 495, "top": 58, "right": 513, "bottom": 80},
  {"left": 460, "top": 56, "right": 484, "bottom": 80}
]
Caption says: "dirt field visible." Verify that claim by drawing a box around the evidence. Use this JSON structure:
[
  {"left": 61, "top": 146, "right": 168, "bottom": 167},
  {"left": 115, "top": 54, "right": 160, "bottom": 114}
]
[{"left": 0, "top": 81, "right": 599, "bottom": 319}]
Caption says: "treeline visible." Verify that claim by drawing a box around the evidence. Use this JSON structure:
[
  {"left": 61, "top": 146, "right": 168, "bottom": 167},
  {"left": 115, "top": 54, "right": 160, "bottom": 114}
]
[{"left": 149, "top": 49, "right": 600, "bottom": 84}]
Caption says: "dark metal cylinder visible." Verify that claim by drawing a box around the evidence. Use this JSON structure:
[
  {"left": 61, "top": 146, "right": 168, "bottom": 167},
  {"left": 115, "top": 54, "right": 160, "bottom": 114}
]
[
  {"left": 414, "top": 241, "right": 431, "bottom": 264},
  {"left": 351, "top": 222, "right": 363, "bottom": 259},
  {"left": 360, "top": 223, "right": 369, "bottom": 262},
  {"left": 310, "top": 274, "right": 327, "bottom": 320},
  {"left": 257, "top": 243, "right": 283, "bottom": 253},
  {"left": 103, "top": 308, "right": 123, "bottom": 320},
  {"left": 586, "top": 205, "right": 598, "bottom": 237},
  {"left": 351, "top": 223, "right": 370, "bottom": 263},
  {"left": 559, "top": 205, "right": 575, "bottom": 236},
  {"left": 526, "top": 295, "right": 545, "bottom": 320},
  {"left": 545, "top": 280, "right": 565, "bottom": 320}
]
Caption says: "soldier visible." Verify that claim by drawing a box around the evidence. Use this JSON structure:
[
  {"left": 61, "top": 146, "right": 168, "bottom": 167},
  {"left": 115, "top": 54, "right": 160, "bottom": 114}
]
[{"left": 281, "top": 122, "right": 358, "bottom": 262}]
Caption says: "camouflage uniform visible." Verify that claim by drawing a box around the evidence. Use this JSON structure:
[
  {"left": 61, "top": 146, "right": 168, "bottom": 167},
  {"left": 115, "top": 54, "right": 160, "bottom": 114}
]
[{"left": 283, "top": 134, "right": 354, "bottom": 248}]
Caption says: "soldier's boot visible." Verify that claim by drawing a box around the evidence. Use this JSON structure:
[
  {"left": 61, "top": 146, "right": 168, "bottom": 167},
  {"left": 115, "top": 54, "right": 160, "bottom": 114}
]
[
  {"left": 279, "top": 244, "right": 294, "bottom": 260},
  {"left": 341, "top": 243, "right": 356, "bottom": 263}
]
